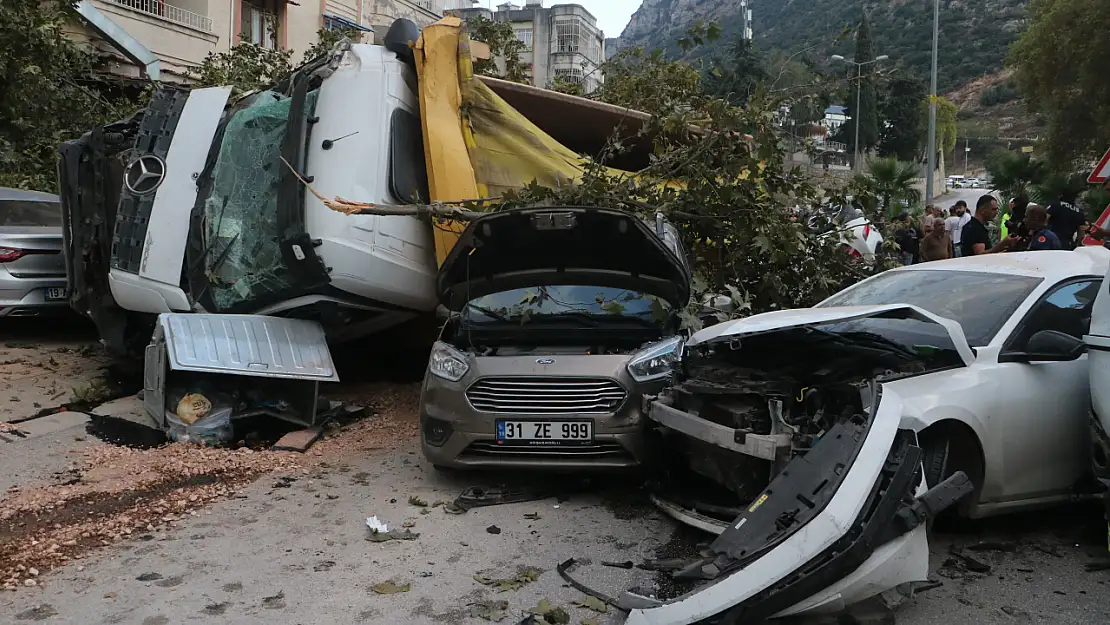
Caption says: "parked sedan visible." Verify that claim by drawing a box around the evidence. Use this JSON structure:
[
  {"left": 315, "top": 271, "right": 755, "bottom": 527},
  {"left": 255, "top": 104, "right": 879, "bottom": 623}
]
[
  {"left": 0, "top": 188, "right": 68, "bottom": 317},
  {"left": 618, "top": 247, "right": 1107, "bottom": 624}
]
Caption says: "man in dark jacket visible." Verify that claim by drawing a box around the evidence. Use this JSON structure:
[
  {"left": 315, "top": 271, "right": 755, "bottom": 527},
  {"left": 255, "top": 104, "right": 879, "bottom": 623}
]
[
  {"left": 1048, "top": 192, "right": 1086, "bottom": 250},
  {"left": 893, "top": 212, "right": 922, "bottom": 265}
]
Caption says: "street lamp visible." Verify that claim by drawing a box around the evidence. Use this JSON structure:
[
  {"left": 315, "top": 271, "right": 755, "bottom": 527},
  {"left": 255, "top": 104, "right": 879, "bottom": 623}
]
[
  {"left": 925, "top": 0, "right": 940, "bottom": 211},
  {"left": 831, "top": 54, "right": 889, "bottom": 171}
]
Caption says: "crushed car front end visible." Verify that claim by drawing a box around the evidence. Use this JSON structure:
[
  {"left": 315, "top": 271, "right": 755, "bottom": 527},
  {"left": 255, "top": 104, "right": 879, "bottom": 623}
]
[{"left": 619, "top": 305, "right": 975, "bottom": 622}]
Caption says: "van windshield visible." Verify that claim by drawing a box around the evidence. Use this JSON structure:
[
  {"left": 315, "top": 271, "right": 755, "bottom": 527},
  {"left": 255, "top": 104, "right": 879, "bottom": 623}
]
[{"left": 464, "top": 286, "right": 671, "bottom": 330}]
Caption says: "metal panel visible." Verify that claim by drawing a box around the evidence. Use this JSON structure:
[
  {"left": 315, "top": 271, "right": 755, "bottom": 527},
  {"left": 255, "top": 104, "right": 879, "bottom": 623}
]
[
  {"left": 139, "top": 87, "right": 232, "bottom": 287},
  {"left": 143, "top": 327, "right": 167, "bottom": 427},
  {"left": 160, "top": 313, "right": 339, "bottom": 382}
]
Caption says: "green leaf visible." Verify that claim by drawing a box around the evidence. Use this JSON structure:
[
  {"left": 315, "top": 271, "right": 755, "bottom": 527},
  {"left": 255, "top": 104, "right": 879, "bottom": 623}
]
[{"left": 371, "top": 580, "right": 411, "bottom": 594}]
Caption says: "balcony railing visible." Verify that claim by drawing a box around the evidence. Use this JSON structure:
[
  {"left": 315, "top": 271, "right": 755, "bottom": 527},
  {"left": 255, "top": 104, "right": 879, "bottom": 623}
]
[{"left": 110, "top": 0, "right": 214, "bottom": 33}]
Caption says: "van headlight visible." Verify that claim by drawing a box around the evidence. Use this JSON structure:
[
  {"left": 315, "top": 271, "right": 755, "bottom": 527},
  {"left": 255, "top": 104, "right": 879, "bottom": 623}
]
[
  {"left": 627, "top": 336, "right": 685, "bottom": 383},
  {"left": 429, "top": 343, "right": 470, "bottom": 382}
]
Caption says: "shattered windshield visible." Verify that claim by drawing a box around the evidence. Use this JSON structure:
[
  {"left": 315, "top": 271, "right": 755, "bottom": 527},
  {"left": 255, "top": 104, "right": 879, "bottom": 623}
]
[
  {"left": 819, "top": 270, "right": 1042, "bottom": 346},
  {"left": 463, "top": 286, "right": 670, "bottom": 329},
  {"left": 201, "top": 90, "right": 318, "bottom": 311}
]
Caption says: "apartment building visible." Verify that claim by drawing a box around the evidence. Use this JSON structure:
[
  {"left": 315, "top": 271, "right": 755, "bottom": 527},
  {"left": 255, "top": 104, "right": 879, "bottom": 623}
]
[
  {"left": 451, "top": 1, "right": 606, "bottom": 92},
  {"left": 69, "top": 0, "right": 465, "bottom": 82}
]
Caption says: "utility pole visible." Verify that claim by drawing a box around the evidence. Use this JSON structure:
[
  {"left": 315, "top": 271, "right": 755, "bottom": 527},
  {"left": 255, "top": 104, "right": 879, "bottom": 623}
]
[
  {"left": 830, "top": 54, "right": 889, "bottom": 172},
  {"left": 965, "top": 139, "right": 970, "bottom": 175},
  {"left": 925, "top": 0, "right": 940, "bottom": 209}
]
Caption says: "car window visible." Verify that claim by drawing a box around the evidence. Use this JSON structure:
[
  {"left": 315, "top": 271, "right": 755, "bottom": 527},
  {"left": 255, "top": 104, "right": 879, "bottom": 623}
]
[
  {"left": 0, "top": 200, "right": 62, "bottom": 227},
  {"left": 819, "top": 270, "right": 1043, "bottom": 346},
  {"left": 1004, "top": 279, "right": 1101, "bottom": 350}
]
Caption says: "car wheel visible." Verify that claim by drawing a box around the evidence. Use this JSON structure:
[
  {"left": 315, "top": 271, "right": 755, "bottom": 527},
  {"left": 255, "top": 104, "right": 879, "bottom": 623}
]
[{"left": 920, "top": 437, "right": 951, "bottom": 488}]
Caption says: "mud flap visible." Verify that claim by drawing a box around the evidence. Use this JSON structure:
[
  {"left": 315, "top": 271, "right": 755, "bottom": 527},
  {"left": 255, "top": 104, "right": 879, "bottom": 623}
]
[{"left": 625, "top": 388, "right": 969, "bottom": 625}]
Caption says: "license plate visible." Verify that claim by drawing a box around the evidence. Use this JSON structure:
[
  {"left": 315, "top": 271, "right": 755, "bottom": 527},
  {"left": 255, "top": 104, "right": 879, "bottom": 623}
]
[
  {"left": 44, "top": 287, "right": 66, "bottom": 301},
  {"left": 496, "top": 420, "right": 593, "bottom": 446}
]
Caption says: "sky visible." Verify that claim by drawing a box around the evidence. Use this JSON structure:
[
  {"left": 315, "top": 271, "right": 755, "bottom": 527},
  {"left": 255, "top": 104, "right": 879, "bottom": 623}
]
[
  {"left": 470, "top": 1, "right": 642, "bottom": 37},
  {"left": 574, "top": 0, "right": 641, "bottom": 36}
]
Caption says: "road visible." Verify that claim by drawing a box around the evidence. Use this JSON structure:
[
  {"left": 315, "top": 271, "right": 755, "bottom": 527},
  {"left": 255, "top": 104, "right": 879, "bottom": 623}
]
[{"left": 2, "top": 322, "right": 1110, "bottom": 625}]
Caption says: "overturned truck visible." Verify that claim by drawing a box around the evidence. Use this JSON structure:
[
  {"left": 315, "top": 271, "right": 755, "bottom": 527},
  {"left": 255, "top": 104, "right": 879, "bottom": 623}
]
[{"left": 58, "top": 17, "right": 655, "bottom": 355}]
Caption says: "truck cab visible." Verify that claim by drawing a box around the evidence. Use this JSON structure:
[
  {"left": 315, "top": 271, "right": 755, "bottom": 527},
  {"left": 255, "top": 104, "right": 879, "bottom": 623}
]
[{"left": 59, "top": 21, "right": 438, "bottom": 354}]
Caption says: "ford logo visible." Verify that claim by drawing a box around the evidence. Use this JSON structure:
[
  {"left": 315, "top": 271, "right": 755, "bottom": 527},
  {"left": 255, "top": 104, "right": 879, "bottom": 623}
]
[{"left": 536, "top": 358, "right": 556, "bottom": 365}]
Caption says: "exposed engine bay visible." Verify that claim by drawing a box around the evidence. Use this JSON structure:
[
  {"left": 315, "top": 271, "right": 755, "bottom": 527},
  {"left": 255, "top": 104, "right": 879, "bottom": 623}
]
[{"left": 649, "top": 326, "right": 945, "bottom": 517}]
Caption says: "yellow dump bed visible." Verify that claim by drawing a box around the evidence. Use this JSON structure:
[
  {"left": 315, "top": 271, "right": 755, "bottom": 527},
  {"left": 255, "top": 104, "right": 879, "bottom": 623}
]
[{"left": 414, "top": 17, "right": 646, "bottom": 265}]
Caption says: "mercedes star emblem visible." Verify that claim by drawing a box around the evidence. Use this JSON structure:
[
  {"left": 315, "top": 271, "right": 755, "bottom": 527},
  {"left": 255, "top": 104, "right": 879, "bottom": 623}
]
[
  {"left": 536, "top": 358, "right": 556, "bottom": 365},
  {"left": 124, "top": 154, "right": 167, "bottom": 195}
]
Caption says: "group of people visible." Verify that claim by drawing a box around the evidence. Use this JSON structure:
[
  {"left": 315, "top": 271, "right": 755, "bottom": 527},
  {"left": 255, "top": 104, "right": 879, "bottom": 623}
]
[{"left": 894, "top": 193, "right": 1107, "bottom": 265}]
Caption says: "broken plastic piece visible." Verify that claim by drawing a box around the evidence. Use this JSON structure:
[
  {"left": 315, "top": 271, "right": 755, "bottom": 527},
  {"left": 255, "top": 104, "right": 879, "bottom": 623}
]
[
  {"left": 555, "top": 559, "right": 618, "bottom": 608},
  {"left": 365, "top": 516, "right": 388, "bottom": 533},
  {"left": 454, "top": 485, "right": 552, "bottom": 511}
]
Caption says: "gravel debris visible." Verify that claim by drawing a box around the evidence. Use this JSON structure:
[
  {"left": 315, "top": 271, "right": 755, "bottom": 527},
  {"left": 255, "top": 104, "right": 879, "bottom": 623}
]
[{"left": 0, "top": 383, "right": 420, "bottom": 591}]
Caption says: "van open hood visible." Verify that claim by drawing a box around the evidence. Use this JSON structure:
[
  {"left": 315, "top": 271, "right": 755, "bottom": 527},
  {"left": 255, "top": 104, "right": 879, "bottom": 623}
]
[
  {"left": 688, "top": 304, "right": 975, "bottom": 366},
  {"left": 436, "top": 207, "right": 691, "bottom": 310}
]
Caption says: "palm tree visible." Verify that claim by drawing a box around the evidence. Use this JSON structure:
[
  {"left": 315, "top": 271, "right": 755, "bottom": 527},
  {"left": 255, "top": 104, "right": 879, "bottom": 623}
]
[
  {"left": 985, "top": 151, "right": 1047, "bottom": 202},
  {"left": 860, "top": 157, "right": 921, "bottom": 217}
]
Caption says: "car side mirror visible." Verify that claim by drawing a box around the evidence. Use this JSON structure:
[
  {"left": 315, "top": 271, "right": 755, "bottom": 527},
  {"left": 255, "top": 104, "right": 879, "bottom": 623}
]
[{"left": 1003, "top": 329, "right": 1086, "bottom": 363}]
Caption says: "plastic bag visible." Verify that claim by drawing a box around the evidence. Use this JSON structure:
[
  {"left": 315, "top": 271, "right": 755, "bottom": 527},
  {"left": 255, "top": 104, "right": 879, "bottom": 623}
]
[{"left": 165, "top": 405, "right": 233, "bottom": 446}]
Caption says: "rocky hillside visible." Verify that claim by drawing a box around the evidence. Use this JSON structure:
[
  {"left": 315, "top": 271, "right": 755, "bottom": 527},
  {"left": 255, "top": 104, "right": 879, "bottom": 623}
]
[{"left": 620, "top": 0, "right": 1028, "bottom": 93}]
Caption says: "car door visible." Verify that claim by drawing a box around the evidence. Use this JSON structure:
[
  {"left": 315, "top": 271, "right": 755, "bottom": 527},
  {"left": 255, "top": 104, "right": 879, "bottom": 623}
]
[{"left": 994, "top": 278, "right": 1101, "bottom": 502}]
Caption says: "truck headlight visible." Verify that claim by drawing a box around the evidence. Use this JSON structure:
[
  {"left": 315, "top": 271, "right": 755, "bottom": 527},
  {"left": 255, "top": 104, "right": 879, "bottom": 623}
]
[
  {"left": 627, "top": 336, "right": 685, "bottom": 383},
  {"left": 429, "top": 343, "right": 470, "bottom": 382}
]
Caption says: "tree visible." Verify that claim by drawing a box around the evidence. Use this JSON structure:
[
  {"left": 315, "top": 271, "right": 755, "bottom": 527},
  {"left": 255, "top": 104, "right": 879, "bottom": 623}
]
[
  {"left": 706, "top": 38, "right": 769, "bottom": 107},
  {"left": 985, "top": 150, "right": 1048, "bottom": 202},
  {"left": 1010, "top": 0, "right": 1110, "bottom": 165},
  {"left": 856, "top": 157, "right": 922, "bottom": 217},
  {"left": 877, "top": 75, "right": 926, "bottom": 161},
  {"left": 920, "top": 95, "right": 958, "bottom": 159},
  {"left": 596, "top": 47, "right": 704, "bottom": 116},
  {"left": 0, "top": 0, "right": 141, "bottom": 190},
  {"left": 189, "top": 41, "right": 293, "bottom": 94},
  {"left": 840, "top": 17, "right": 880, "bottom": 155},
  {"left": 466, "top": 15, "right": 529, "bottom": 84}
]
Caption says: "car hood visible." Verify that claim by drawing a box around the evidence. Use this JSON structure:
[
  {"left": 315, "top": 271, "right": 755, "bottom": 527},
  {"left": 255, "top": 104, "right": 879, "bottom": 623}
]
[
  {"left": 436, "top": 206, "right": 691, "bottom": 310},
  {"left": 688, "top": 303, "right": 975, "bottom": 366}
]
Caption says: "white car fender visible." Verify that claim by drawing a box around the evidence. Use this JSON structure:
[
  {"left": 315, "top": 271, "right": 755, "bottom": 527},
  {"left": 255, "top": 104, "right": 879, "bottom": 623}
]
[{"left": 624, "top": 388, "right": 914, "bottom": 625}]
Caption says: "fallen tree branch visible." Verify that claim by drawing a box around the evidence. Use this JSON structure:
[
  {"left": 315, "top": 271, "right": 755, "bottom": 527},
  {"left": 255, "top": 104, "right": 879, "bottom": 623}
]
[{"left": 279, "top": 156, "right": 492, "bottom": 220}]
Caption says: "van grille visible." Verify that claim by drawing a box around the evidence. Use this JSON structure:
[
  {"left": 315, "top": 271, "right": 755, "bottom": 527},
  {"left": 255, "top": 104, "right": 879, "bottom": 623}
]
[
  {"left": 465, "top": 377, "right": 627, "bottom": 414},
  {"left": 463, "top": 441, "right": 631, "bottom": 460}
]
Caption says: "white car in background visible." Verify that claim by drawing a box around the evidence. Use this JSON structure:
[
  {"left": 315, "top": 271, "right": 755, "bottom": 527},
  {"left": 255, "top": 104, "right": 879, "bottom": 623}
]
[
  {"left": 625, "top": 248, "right": 1106, "bottom": 624},
  {"left": 808, "top": 204, "right": 884, "bottom": 261}
]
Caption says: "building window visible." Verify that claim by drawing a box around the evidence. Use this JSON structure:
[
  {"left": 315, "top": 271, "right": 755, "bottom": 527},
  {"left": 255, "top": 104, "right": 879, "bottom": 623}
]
[
  {"left": 555, "top": 18, "right": 581, "bottom": 53},
  {"left": 241, "top": 0, "right": 280, "bottom": 49},
  {"left": 515, "top": 28, "right": 533, "bottom": 51}
]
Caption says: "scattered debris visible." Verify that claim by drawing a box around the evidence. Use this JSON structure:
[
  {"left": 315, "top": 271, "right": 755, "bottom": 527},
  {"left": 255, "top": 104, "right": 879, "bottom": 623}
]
[
  {"left": 526, "top": 599, "right": 570, "bottom": 625},
  {"left": 408, "top": 496, "right": 428, "bottom": 507},
  {"left": 262, "top": 591, "right": 286, "bottom": 609},
  {"left": 966, "top": 541, "right": 1017, "bottom": 553},
  {"left": 313, "top": 561, "right": 335, "bottom": 572},
  {"left": 636, "top": 558, "right": 688, "bottom": 572},
  {"left": 556, "top": 559, "right": 618, "bottom": 609},
  {"left": 366, "top": 529, "right": 420, "bottom": 543},
  {"left": 473, "top": 567, "right": 541, "bottom": 592},
  {"left": 402, "top": 519, "right": 417, "bottom": 528},
  {"left": 572, "top": 596, "right": 608, "bottom": 613},
  {"left": 273, "top": 476, "right": 297, "bottom": 489},
  {"left": 136, "top": 572, "right": 163, "bottom": 582},
  {"left": 487, "top": 525, "right": 502, "bottom": 535},
  {"left": 601, "top": 560, "right": 634, "bottom": 569},
  {"left": 371, "top": 580, "right": 411, "bottom": 594},
  {"left": 949, "top": 547, "right": 992, "bottom": 573},
  {"left": 272, "top": 428, "right": 323, "bottom": 453},
  {"left": 1033, "top": 543, "right": 1064, "bottom": 558},
  {"left": 14, "top": 604, "right": 58, "bottom": 621},
  {"left": 523, "top": 512, "right": 542, "bottom": 520},
  {"left": 469, "top": 599, "right": 510, "bottom": 622},
  {"left": 453, "top": 485, "right": 553, "bottom": 512},
  {"left": 365, "top": 516, "right": 389, "bottom": 533}
]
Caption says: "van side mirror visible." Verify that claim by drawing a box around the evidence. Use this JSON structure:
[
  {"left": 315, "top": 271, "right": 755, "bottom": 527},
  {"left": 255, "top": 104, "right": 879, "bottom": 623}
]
[{"left": 1001, "top": 330, "right": 1086, "bottom": 363}]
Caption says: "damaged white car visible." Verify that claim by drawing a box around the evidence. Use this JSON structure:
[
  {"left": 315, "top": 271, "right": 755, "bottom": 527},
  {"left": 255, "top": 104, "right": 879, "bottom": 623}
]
[{"left": 611, "top": 248, "right": 1107, "bottom": 623}]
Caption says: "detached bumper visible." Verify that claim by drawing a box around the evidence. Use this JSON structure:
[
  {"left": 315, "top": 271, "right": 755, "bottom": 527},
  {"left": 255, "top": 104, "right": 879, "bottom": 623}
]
[{"left": 621, "top": 387, "right": 971, "bottom": 623}]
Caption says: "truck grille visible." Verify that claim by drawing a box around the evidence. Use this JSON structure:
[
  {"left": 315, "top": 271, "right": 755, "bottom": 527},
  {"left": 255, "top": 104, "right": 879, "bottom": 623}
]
[{"left": 465, "top": 377, "right": 627, "bottom": 414}]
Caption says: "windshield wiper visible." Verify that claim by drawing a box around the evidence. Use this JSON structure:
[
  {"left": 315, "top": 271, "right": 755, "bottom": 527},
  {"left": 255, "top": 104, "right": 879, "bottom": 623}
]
[{"left": 464, "top": 303, "right": 515, "bottom": 324}]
